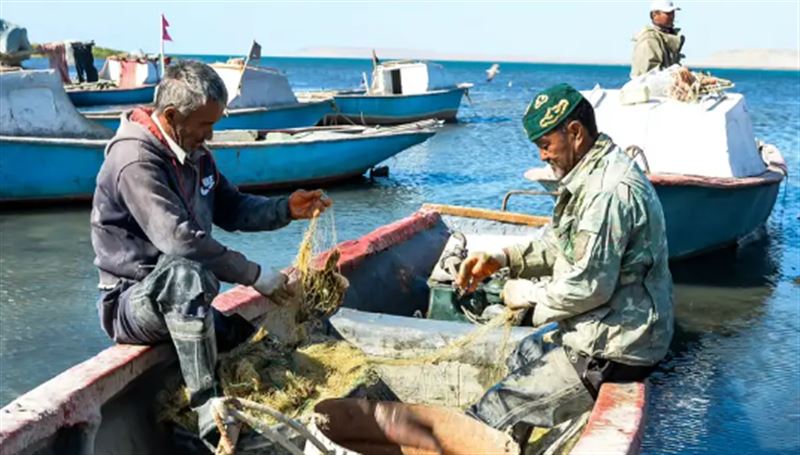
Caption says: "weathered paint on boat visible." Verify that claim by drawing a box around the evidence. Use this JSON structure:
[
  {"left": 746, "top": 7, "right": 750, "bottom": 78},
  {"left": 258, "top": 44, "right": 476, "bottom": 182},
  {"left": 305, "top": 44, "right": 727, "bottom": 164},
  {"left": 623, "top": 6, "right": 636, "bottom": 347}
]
[
  {"left": 0, "top": 122, "right": 436, "bottom": 204},
  {"left": 523, "top": 167, "right": 786, "bottom": 259},
  {"left": 66, "top": 84, "right": 156, "bottom": 107},
  {"left": 84, "top": 100, "right": 334, "bottom": 132},
  {"left": 327, "top": 86, "right": 468, "bottom": 125},
  {"left": 0, "top": 207, "right": 646, "bottom": 455}
]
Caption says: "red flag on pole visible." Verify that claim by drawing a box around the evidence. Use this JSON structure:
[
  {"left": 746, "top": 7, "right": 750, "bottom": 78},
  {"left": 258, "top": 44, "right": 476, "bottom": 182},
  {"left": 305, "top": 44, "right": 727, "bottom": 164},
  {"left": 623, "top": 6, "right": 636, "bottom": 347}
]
[{"left": 162, "top": 14, "right": 172, "bottom": 41}]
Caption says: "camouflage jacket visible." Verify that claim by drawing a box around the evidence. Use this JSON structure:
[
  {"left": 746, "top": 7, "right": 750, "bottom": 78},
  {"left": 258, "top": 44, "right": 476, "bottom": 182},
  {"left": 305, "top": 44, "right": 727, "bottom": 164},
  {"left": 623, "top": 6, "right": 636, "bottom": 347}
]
[
  {"left": 630, "top": 25, "right": 685, "bottom": 78},
  {"left": 505, "top": 134, "right": 674, "bottom": 366}
]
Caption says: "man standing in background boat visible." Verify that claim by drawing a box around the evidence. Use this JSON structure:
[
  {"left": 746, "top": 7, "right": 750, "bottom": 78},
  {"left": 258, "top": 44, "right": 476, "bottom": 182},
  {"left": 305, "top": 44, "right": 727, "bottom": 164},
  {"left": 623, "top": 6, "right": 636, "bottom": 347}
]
[
  {"left": 456, "top": 83, "right": 674, "bottom": 446},
  {"left": 90, "top": 60, "right": 331, "bottom": 448},
  {"left": 630, "top": 0, "right": 685, "bottom": 77}
]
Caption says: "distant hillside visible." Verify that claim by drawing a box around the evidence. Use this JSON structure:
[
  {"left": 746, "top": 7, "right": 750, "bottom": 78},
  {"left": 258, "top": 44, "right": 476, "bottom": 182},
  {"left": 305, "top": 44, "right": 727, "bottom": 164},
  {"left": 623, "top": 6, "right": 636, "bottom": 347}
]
[
  {"left": 31, "top": 43, "right": 124, "bottom": 59},
  {"left": 287, "top": 46, "right": 799, "bottom": 71},
  {"left": 688, "top": 49, "right": 799, "bottom": 71}
]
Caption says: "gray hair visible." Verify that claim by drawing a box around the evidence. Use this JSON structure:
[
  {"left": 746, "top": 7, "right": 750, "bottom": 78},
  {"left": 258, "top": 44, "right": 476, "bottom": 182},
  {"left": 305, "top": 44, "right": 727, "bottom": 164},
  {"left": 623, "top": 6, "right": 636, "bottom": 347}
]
[{"left": 154, "top": 60, "right": 228, "bottom": 116}]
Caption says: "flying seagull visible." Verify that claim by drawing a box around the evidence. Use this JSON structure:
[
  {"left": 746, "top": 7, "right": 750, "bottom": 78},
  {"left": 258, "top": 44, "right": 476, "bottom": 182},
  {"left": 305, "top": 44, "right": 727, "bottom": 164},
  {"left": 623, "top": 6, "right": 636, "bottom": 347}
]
[{"left": 486, "top": 63, "right": 500, "bottom": 82}]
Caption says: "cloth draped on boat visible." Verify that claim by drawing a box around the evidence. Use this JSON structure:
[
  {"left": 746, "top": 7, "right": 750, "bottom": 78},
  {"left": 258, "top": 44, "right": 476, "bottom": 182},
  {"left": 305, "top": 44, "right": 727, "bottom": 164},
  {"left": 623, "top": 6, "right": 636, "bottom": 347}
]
[
  {"left": 118, "top": 59, "right": 140, "bottom": 88},
  {"left": 98, "top": 56, "right": 161, "bottom": 88},
  {"left": 38, "top": 42, "right": 70, "bottom": 84},
  {"left": 70, "top": 42, "right": 98, "bottom": 83}
]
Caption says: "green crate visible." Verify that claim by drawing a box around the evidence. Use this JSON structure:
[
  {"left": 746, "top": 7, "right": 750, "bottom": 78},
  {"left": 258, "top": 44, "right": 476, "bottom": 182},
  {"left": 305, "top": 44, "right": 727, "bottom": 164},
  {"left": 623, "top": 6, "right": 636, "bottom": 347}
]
[{"left": 427, "top": 284, "right": 471, "bottom": 322}]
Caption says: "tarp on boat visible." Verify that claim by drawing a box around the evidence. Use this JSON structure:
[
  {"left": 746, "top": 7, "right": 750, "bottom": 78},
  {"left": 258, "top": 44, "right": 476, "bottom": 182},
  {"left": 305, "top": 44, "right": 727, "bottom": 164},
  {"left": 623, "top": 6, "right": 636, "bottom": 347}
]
[
  {"left": 583, "top": 88, "right": 766, "bottom": 178},
  {"left": 0, "top": 69, "right": 114, "bottom": 139},
  {"left": 211, "top": 63, "right": 298, "bottom": 109},
  {"left": 97, "top": 56, "right": 160, "bottom": 88},
  {"left": 0, "top": 19, "right": 32, "bottom": 55},
  {"left": 371, "top": 61, "right": 457, "bottom": 95}
]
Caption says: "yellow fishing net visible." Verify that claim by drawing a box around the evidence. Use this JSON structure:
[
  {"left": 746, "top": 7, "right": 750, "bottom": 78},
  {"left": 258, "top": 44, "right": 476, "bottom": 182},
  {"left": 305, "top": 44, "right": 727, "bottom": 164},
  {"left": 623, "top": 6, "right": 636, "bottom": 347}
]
[{"left": 159, "top": 207, "right": 520, "bottom": 433}]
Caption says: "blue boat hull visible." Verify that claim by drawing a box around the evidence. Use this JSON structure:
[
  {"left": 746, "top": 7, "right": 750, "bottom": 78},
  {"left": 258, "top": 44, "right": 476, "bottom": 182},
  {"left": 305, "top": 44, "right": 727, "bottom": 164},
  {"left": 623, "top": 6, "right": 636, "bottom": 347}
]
[
  {"left": 67, "top": 85, "right": 156, "bottom": 107},
  {"left": 0, "top": 130, "right": 433, "bottom": 203},
  {"left": 86, "top": 101, "right": 333, "bottom": 132},
  {"left": 329, "top": 87, "right": 467, "bottom": 125},
  {"left": 533, "top": 174, "right": 783, "bottom": 259},
  {"left": 653, "top": 180, "right": 781, "bottom": 259}
]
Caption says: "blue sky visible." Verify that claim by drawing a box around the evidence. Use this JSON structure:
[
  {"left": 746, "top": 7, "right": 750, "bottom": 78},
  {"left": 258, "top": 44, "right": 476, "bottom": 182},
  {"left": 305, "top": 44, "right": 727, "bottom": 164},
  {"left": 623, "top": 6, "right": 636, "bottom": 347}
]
[{"left": 2, "top": 1, "right": 798, "bottom": 63}]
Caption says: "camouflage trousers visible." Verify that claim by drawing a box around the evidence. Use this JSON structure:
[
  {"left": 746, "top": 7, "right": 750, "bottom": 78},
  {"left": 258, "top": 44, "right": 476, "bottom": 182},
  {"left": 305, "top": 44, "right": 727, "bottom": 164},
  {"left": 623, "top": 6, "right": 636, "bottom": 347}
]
[
  {"left": 467, "top": 331, "right": 594, "bottom": 443},
  {"left": 468, "top": 329, "right": 654, "bottom": 444}
]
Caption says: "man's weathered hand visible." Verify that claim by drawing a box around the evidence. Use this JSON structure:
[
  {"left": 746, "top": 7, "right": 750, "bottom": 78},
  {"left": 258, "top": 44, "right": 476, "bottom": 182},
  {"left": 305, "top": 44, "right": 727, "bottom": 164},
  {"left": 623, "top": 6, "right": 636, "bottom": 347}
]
[
  {"left": 288, "top": 189, "right": 332, "bottom": 219},
  {"left": 501, "top": 279, "right": 538, "bottom": 310},
  {"left": 456, "top": 253, "right": 504, "bottom": 293}
]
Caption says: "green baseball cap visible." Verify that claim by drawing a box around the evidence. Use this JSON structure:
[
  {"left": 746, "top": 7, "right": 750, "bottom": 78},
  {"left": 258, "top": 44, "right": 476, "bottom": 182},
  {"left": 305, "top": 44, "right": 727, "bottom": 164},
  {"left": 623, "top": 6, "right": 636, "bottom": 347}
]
[{"left": 522, "top": 83, "right": 586, "bottom": 142}]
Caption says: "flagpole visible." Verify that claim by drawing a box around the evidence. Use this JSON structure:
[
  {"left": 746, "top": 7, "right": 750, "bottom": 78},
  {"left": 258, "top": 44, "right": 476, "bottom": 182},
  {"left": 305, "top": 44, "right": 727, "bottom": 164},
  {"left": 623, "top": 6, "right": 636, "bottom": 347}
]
[{"left": 160, "top": 13, "right": 165, "bottom": 77}]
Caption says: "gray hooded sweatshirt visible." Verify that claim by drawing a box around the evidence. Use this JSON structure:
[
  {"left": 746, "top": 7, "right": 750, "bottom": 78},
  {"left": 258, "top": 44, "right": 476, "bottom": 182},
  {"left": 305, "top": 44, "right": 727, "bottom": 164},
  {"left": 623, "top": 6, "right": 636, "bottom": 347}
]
[{"left": 91, "top": 108, "right": 291, "bottom": 289}]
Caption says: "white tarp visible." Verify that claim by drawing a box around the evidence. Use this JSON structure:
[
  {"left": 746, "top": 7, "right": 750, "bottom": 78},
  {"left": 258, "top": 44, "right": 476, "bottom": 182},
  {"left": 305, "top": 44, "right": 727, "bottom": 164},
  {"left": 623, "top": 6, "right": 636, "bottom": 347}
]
[
  {"left": 211, "top": 64, "right": 298, "bottom": 109},
  {"left": 98, "top": 58, "right": 159, "bottom": 86},
  {"left": 371, "top": 61, "right": 456, "bottom": 95},
  {"left": 0, "top": 70, "right": 114, "bottom": 139},
  {"left": 583, "top": 88, "right": 766, "bottom": 178}
]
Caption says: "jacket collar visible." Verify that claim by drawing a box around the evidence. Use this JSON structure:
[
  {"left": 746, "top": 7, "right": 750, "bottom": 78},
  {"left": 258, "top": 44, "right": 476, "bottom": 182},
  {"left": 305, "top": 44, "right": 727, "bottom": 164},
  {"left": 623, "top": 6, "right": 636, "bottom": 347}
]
[
  {"left": 128, "top": 107, "right": 188, "bottom": 165},
  {"left": 559, "top": 133, "right": 614, "bottom": 195},
  {"left": 150, "top": 112, "right": 188, "bottom": 165}
]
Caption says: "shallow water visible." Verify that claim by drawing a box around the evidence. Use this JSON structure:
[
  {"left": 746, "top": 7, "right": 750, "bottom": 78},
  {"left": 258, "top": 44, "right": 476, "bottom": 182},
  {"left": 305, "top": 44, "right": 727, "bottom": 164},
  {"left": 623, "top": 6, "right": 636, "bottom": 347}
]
[{"left": 1, "top": 57, "right": 798, "bottom": 453}]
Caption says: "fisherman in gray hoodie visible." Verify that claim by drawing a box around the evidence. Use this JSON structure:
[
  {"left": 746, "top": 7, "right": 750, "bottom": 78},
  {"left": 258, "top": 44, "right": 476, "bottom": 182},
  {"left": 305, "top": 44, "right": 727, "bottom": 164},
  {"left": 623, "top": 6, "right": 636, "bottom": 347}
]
[{"left": 90, "top": 60, "right": 331, "bottom": 448}]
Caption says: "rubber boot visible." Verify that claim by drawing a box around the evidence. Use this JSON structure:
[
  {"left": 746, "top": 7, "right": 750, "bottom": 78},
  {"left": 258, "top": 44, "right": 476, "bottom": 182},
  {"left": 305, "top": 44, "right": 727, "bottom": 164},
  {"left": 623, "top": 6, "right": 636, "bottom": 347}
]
[{"left": 165, "top": 312, "right": 230, "bottom": 449}]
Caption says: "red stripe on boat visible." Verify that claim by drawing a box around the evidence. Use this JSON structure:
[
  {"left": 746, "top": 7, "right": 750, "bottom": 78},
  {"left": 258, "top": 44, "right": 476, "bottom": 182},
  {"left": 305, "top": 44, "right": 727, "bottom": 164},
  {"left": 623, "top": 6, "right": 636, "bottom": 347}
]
[{"left": 571, "top": 382, "right": 647, "bottom": 455}]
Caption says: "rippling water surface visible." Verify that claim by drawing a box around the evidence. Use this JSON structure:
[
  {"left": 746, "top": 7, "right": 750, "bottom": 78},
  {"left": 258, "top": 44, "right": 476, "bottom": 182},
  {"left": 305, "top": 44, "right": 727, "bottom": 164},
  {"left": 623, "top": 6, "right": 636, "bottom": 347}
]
[{"left": 1, "top": 57, "right": 798, "bottom": 453}]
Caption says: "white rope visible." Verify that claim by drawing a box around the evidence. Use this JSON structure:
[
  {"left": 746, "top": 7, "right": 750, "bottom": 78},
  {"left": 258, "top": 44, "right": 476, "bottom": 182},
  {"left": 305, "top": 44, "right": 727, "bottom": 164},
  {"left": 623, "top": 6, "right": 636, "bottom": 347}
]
[{"left": 212, "top": 396, "right": 334, "bottom": 455}]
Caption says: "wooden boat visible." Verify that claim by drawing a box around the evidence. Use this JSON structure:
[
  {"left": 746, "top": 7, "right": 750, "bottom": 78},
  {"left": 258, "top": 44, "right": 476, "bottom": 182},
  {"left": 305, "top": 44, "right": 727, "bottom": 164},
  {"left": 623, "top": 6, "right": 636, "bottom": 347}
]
[
  {"left": 66, "top": 56, "right": 160, "bottom": 107},
  {"left": 0, "top": 70, "right": 436, "bottom": 204},
  {"left": 0, "top": 204, "right": 647, "bottom": 454},
  {"left": 301, "top": 60, "right": 472, "bottom": 125},
  {"left": 521, "top": 87, "right": 788, "bottom": 259},
  {"left": 82, "top": 63, "right": 335, "bottom": 131}
]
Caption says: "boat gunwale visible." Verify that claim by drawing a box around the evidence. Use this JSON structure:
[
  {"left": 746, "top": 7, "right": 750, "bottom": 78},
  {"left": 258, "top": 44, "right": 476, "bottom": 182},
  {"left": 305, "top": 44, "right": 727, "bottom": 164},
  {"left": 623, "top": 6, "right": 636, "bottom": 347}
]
[
  {"left": 65, "top": 83, "right": 157, "bottom": 95},
  {"left": 0, "top": 207, "right": 646, "bottom": 455},
  {"left": 0, "top": 136, "right": 109, "bottom": 146},
  {"left": 331, "top": 85, "right": 468, "bottom": 100},
  {"left": 209, "top": 123, "right": 439, "bottom": 148},
  {"left": 81, "top": 98, "right": 335, "bottom": 119},
  {"left": 525, "top": 166, "right": 786, "bottom": 190},
  {"left": 0, "top": 121, "right": 438, "bottom": 148},
  {"left": 422, "top": 203, "right": 550, "bottom": 227},
  {"left": 327, "top": 109, "right": 459, "bottom": 125}
]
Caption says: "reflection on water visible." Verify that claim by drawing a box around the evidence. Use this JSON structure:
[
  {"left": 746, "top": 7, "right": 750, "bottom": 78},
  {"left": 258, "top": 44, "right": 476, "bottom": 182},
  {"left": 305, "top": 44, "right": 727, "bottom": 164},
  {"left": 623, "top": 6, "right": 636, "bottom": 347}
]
[
  {"left": 1, "top": 58, "right": 798, "bottom": 453},
  {"left": 644, "top": 222, "right": 800, "bottom": 454}
]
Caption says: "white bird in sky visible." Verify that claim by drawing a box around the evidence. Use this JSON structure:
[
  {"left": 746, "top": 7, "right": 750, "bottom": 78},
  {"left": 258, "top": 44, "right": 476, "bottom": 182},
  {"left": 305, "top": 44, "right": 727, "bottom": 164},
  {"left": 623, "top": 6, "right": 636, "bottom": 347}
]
[{"left": 486, "top": 63, "right": 500, "bottom": 82}]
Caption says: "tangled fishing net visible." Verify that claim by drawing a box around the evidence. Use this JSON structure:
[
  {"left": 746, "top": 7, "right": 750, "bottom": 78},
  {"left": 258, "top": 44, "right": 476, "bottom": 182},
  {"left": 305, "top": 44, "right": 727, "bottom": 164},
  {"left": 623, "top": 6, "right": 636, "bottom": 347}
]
[
  {"left": 157, "top": 209, "right": 357, "bottom": 431},
  {"left": 158, "top": 207, "right": 524, "bottom": 447},
  {"left": 292, "top": 209, "right": 346, "bottom": 322},
  {"left": 668, "top": 67, "right": 734, "bottom": 103}
]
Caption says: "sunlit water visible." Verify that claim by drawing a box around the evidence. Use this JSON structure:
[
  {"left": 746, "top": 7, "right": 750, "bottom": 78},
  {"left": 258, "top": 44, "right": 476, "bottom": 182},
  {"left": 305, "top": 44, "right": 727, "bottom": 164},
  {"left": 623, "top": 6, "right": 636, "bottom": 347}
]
[{"left": 1, "top": 57, "right": 798, "bottom": 453}]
